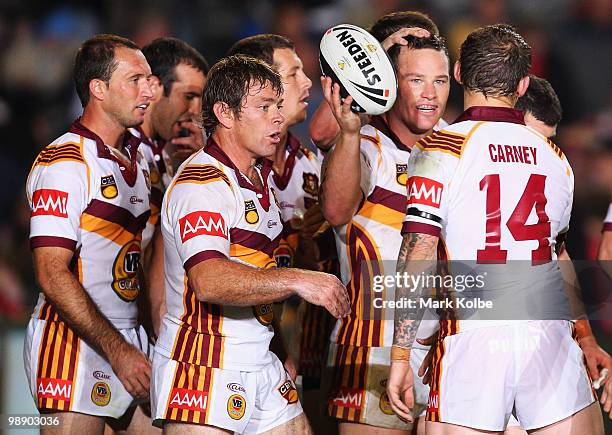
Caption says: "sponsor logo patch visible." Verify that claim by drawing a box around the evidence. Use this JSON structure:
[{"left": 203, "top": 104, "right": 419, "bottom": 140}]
[
  {"left": 396, "top": 163, "right": 408, "bottom": 186},
  {"left": 302, "top": 173, "right": 319, "bottom": 196},
  {"left": 244, "top": 200, "right": 259, "bottom": 225},
  {"left": 277, "top": 380, "right": 299, "bottom": 404},
  {"left": 407, "top": 176, "right": 443, "bottom": 208},
  {"left": 331, "top": 387, "right": 363, "bottom": 409},
  {"left": 253, "top": 303, "right": 274, "bottom": 326},
  {"left": 169, "top": 388, "right": 208, "bottom": 412},
  {"left": 179, "top": 211, "right": 228, "bottom": 242},
  {"left": 112, "top": 240, "right": 141, "bottom": 302},
  {"left": 37, "top": 378, "right": 72, "bottom": 401},
  {"left": 226, "top": 383, "right": 246, "bottom": 393},
  {"left": 130, "top": 195, "right": 144, "bottom": 204},
  {"left": 227, "top": 394, "right": 246, "bottom": 420},
  {"left": 273, "top": 243, "right": 293, "bottom": 268},
  {"left": 32, "top": 189, "right": 68, "bottom": 218},
  {"left": 428, "top": 390, "right": 439, "bottom": 412},
  {"left": 93, "top": 371, "right": 110, "bottom": 380},
  {"left": 101, "top": 175, "right": 118, "bottom": 199},
  {"left": 91, "top": 382, "right": 111, "bottom": 406}
]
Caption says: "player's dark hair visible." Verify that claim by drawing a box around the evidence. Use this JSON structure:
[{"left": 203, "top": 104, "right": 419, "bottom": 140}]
[
  {"left": 227, "top": 34, "right": 294, "bottom": 67},
  {"left": 387, "top": 34, "right": 449, "bottom": 68},
  {"left": 74, "top": 34, "right": 139, "bottom": 107},
  {"left": 515, "top": 75, "right": 562, "bottom": 127},
  {"left": 142, "top": 37, "right": 209, "bottom": 97},
  {"left": 369, "top": 11, "right": 439, "bottom": 42},
  {"left": 202, "top": 55, "right": 283, "bottom": 134},
  {"left": 459, "top": 24, "right": 531, "bottom": 98}
]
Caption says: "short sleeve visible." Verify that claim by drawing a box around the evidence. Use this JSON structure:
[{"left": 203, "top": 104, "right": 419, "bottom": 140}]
[
  {"left": 27, "top": 157, "right": 89, "bottom": 251},
  {"left": 164, "top": 177, "right": 236, "bottom": 272}
]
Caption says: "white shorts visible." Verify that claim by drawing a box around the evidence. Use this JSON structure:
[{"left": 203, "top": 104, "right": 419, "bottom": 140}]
[
  {"left": 324, "top": 343, "right": 429, "bottom": 429},
  {"left": 23, "top": 318, "right": 151, "bottom": 418},
  {"left": 426, "top": 320, "right": 596, "bottom": 431},
  {"left": 151, "top": 351, "right": 303, "bottom": 433}
]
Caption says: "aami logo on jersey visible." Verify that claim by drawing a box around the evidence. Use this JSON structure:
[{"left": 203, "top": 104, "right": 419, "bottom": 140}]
[
  {"left": 179, "top": 211, "right": 228, "bottom": 242},
  {"left": 427, "top": 390, "right": 439, "bottom": 412},
  {"left": 37, "top": 378, "right": 72, "bottom": 401},
  {"left": 331, "top": 387, "right": 363, "bottom": 409},
  {"left": 168, "top": 388, "right": 208, "bottom": 412},
  {"left": 407, "top": 176, "right": 443, "bottom": 208},
  {"left": 31, "top": 189, "right": 68, "bottom": 218}
]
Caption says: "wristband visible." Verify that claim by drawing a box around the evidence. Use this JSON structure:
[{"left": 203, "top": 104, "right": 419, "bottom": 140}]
[{"left": 391, "top": 345, "right": 410, "bottom": 361}]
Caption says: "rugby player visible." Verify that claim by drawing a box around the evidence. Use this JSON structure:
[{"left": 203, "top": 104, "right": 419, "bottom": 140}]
[
  {"left": 388, "top": 24, "right": 604, "bottom": 434},
  {"left": 150, "top": 55, "right": 350, "bottom": 434},
  {"left": 24, "top": 34, "right": 154, "bottom": 433},
  {"left": 319, "top": 13, "right": 450, "bottom": 434}
]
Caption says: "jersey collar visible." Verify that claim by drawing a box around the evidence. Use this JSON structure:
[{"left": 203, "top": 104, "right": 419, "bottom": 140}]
[
  {"left": 454, "top": 106, "right": 525, "bottom": 125},
  {"left": 205, "top": 137, "right": 273, "bottom": 210},
  {"left": 272, "top": 132, "right": 301, "bottom": 190},
  {"left": 369, "top": 115, "right": 412, "bottom": 152},
  {"left": 69, "top": 119, "right": 141, "bottom": 186},
  {"left": 133, "top": 126, "right": 168, "bottom": 176}
]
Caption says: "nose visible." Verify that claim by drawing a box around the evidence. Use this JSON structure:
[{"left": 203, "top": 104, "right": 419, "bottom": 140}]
[
  {"left": 273, "top": 106, "right": 284, "bottom": 125},
  {"left": 141, "top": 79, "right": 154, "bottom": 100},
  {"left": 422, "top": 81, "right": 436, "bottom": 100},
  {"left": 302, "top": 71, "right": 313, "bottom": 91}
]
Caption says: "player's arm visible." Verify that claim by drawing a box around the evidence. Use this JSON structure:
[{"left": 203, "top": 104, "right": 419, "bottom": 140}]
[
  {"left": 319, "top": 77, "right": 364, "bottom": 226},
  {"left": 147, "top": 224, "right": 166, "bottom": 337},
  {"left": 33, "top": 247, "right": 151, "bottom": 399}
]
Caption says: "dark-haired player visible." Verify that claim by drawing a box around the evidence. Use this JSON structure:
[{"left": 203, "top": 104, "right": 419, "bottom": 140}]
[{"left": 150, "top": 55, "right": 350, "bottom": 434}]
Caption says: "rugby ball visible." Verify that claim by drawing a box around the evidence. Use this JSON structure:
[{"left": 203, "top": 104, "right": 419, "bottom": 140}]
[{"left": 320, "top": 24, "right": 397, "bottom": 115}]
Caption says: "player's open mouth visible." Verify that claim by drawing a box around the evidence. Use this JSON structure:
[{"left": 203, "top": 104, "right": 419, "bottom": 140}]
[
  {"left": 136, "top": 103, "right": 149, "bottom": 110},
  {"left": 300, "top": 94, "right": 310, "bottom": 106},
  {"left": 269, "top": 132, "right": 281, "bottom": 143},
  {"left": 416, "top": 104, "right": 437, "bottom": 113}
]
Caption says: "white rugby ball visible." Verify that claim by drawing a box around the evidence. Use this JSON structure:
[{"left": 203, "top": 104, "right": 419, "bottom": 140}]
[{"left": 320, "top": 24, "right": 397, "bottom": 115}]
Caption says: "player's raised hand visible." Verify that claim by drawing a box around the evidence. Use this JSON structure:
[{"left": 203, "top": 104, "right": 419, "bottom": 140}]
[
  {"left": 108, "top": 341, "right": 152, "bottom": 400},
  {"left": 381, "top": 27, "right": 431, "bottom": 51},
  {"left": 171, "top": 118, "right": 205, "bottom": 162},
  {"left": 387, "top": 360, "right": 415, "bottom": 422},
  {"left": 320, "top": 76, "right": 361, "bottom": 136},
  {"left": 294, "top": 269, "right": 350, "bottom": 318}
]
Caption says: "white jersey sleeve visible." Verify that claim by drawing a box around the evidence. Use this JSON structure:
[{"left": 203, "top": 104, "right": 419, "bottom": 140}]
[{"left": 27, "top": 139, "right": 90, "bottom": 249}]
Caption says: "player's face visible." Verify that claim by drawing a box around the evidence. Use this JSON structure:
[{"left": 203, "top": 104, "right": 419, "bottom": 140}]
[
  {"left": 524, "top": 112, "right": 557, "bottom": 138},
  {"left": 233, "top": 81, "right": 284, "bottom": 159},
  {"left": 392, "top": 47, "right": 450, "bottom": 134},
  {"left": 152, "top": 63, "right": 206, "bottom": 140},
  {"left": 272, "top": 48, "right": 312, "bottom": 129},
  {"left": 103, "top": 47, "right": 153, "bottom": 128}
]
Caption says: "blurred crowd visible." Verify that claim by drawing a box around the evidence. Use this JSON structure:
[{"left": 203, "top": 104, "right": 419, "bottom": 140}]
[{"left": 0, "top": 0, "right": 610, "bottom": 324}]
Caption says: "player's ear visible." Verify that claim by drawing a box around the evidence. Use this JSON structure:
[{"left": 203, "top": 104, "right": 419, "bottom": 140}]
[
  {"left": 453, "top": 61, "right": 462, "bottom": 85},
  {"left": 213, "top": 102, "right": 233, "bottom": 129},
  {"left": 89, "top": 79, "right": 107, "bottom": 102},
  {"left": 516, "top": 75, "right": 530, "bottom": 98}
]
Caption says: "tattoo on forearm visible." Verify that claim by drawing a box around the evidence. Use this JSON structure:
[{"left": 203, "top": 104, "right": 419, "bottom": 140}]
[{"left": 393, "top": 233, "right": 438, "bottom": 349}]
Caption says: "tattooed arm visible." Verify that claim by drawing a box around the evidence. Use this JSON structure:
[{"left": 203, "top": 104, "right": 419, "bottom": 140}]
[{"left": 387, "top": 232, "right": 438, "bottom": 421}]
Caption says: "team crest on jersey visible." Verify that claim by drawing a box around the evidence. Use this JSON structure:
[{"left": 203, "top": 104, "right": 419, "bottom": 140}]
[
  {"left": 253, "top": 303, "right": 274, "bottom": 326},
  {"left": 273, "top": 242, "right": 293, "bottom": 268},
  {"left": 244, "top": 200, "right": 259, "bottom": 224},
  {"left": 277, "top": 380, "right": 299, "bottom": 404},
  {"left": 227, "top": 394, "right": 246, "bottom": 420},
  {"left": 396, "top": 164, "right": 408, "bottom": 186},
  {"left": 91, "top": 382, "right": 111, "bottom": 406},
  {"left": 101, "top": 175, "right": 118, "bottom": 199},
  {"left": 302, "top": 173, "right": 319, "bottom": 196},
  {"left": 112, "top": 240, "right": 141, "bottom": 302},
  {"left": 378, "top": 379, "right": 394, "bottom": 415}
]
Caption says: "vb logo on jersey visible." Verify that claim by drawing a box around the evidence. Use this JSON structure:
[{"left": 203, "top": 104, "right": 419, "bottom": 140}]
[
  {"left": 273, "top": 242, "right": 293, "bottom": 268},
  {"left": 302, "top": 173, "right": 319, "bottom": 196},
  {"left": 101, "top": 175, "right": 118, "bottom": 199},
  {"left": 244, "top": 200, "right": 259, "bottom": 224},
  {"left": 112, "top": 240, "right": 140, "bottom": 302},
  {"left": 91, "top": 382, "right": 111, "bottom": 406},
  {"left": 278, "top": 380, "right": 299, "bottom": 404},
  {"left": 253, "top": 303, "right": 274, "bottom": 326},
  {"left": 227, "top": 394, "right": 246, "bottom": 420},
  {"left": 396, "top": 163, "right": 408, "bottom": 186}
]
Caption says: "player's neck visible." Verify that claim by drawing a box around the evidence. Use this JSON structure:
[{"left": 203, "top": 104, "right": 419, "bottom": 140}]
[
  {"left": 140, "top": 112, "right": 155, "bottom": 141},
  {"left": 463, "top": 91, "right": 516, "bottom": 110},
  {"left": 213, "top": 131, "right": 258, "bottom": 178},
  {"left": 384, "top": 112, "right": 431, "bottom": 148},
  {"left": 80, "top": 106, "right": 128, "bottom": 150}
]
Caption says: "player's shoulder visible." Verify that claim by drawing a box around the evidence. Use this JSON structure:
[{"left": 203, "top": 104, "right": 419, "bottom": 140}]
[
  {"left": 172, "top": 150, "right": 233, "bottom": 191},
  {"left": 34, "top": 131, "right": 86, "bottom": 167},
  {"left": 415, "top": 125, "right": 468, "bottom": 159}
]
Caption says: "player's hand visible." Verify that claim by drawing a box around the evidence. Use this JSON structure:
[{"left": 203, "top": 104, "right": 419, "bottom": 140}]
[
  {"left": 601, "top": 370, "right": 612, "bottom": 419},
  {"left": 108, "top": 341, "right": 152, "bottom": 400},
  {"left": 578, "top": 335, "right": 611, "bottom": 386},
  {"left": 321, "top": 76, "right": 361, "bottom": 136},
  {"left": 170, "top": 119, "right": 205, "bottom": 163},
  {"left": 381, "top": 27, "right": 431, "bottom": 51},
  {"left": 284, "top": 355, "right": 298, "bottom": 381},
  {"left": 416, "top": 331, "right": 438, "bottom": 385},
  {"left": 301, "top": 203, "right": 327, "bottom": 238},
  {"left": 293, "top": 269, "right": 350, "bottom": 318},
  {"left": 387, "top": 360, "right": 415, "bottom": 422}
]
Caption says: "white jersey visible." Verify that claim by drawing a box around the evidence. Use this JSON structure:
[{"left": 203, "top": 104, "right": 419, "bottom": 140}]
[
  {"left": 157, "top": 138, "right": 283, "bottom": 371},
  {"left": 130, "top": 127, "right": 174, "bottom": 249},
  {"left": 402, "top": 106, "right": 574, "bottom": 336},
  {"left": 270, "top": 133, "right": 323, "bottom": 266},
  {"left": 330, "top": 116, "right": 438, "bottom": 348},
  {"left": 27, "top": 120, "right": 151, "bottom": 328},
  {"left": 604, "top": 202, "right": 612, "bottom": 231}
]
